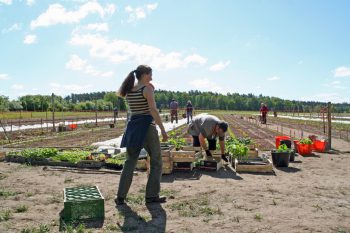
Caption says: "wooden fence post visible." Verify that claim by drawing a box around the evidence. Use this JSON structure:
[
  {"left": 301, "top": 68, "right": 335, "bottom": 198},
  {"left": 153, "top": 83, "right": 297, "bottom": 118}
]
[{"left": 327, "top": 102, "right": 332, "bottom": 150}]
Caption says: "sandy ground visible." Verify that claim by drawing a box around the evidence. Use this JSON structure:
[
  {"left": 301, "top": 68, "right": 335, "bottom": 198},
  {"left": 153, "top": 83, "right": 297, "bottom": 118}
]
[
  {"left": 1, "top": 113, "right": 350, "bottom": 233},
  {"left": 1, "top": 148, "right": 349, "bottom": 233}
]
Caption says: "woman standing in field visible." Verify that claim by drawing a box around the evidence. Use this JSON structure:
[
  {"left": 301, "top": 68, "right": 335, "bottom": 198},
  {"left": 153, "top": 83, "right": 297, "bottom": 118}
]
[{"left": 116, "top": 65, "right": 169, "bottom": 205}]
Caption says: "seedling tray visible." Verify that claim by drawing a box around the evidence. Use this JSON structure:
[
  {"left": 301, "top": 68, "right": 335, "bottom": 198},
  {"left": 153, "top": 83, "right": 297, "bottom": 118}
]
[
  {"left": 77, "top": 160, "right": 103, "bottom": 169},
  {"left": 233, "top": 158, "right": 273, "bottom": 173},
  {"left": 63, "top": 186, "right": 104, "bottom": 221}
]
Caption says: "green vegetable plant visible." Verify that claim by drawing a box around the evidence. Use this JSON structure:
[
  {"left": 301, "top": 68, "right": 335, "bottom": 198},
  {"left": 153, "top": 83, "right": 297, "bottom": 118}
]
[
  {"left": 225, "top": 137, "right": 249, "bottom": 160},
  {"left": 21, "top": 148, "right": 58, "bottom": 159},
  {"left": 299, "top": 138, "right": 313, "bottom": 145},
  {"left": 276, "top": 144, "right": 291, "bottom": 153},
  {"left": 168, "top": 131, "right": 186, "bottom": 150},
  {"left": 51, "top": 150, "right": 89, "bottom": 163}
]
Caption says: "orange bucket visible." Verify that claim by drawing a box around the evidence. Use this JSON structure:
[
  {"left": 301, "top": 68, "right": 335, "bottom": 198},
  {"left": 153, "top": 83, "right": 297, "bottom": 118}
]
[
  {"left": 275, "top": 136, "right": 291, "bottom": 149},
  {"left": 313, "top": 140, "right": 327, "bottom": 152},
  {"left": 297, "top": 143, "right": 313, "bottom": 156},
  {"left": 68, "top": 124, "right": 78, "bottom": 130}
]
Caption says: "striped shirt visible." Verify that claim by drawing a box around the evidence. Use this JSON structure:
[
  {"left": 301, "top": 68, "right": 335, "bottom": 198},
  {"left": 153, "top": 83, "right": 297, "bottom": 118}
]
[{"left": 126, "top": 86, "right": 150, "bottom": 116}]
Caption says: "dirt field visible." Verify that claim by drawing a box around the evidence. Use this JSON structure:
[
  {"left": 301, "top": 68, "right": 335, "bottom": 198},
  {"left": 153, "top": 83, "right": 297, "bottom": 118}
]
[
  {"left": 1, "top": 154, "right": 349, "bottom": 232},
  {"left": 0, "top": 113, "right": 350, "bottom": 233}
]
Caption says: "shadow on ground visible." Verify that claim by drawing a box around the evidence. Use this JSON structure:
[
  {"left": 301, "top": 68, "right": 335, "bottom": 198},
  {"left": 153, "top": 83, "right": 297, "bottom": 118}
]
[{"left": 116, "top": 203, "right": 166, "bottom": 233}]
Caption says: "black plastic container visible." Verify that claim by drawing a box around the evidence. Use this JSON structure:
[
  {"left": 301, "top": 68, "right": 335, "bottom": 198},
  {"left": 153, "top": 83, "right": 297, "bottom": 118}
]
[
  {"left": 271, "top": 151, "right": 290, "bottom": 167},
  {"left": 289, "top": 150, "right": 295, "bottom": 162},
  {"left": 280, "top": 140, "right": 292, "bottom": 148}
]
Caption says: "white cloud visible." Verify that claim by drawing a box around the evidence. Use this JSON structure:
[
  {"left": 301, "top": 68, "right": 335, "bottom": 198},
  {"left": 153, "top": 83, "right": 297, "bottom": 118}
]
[
  {"left": 86, "top": 23, "right": 109, "bottom": 32},
  {"left": 125, "top": 3, "right": 158, "bottom": 22},
  {"left": 26, "top": 0, "right": 34, "bottom": 6},
  {"left": 1, "top": 23, "right": 21, "bottom": 34},
  {"left": 333, "top": 66, "right": 350, "bottom": 77},
  {"left": 69, "top": 33, "right": 207, "bottom": 70},
  {"left": 12, "top": 84, "right": 24, "bottom": 90},
  {"left": 30, "top": 2, "right": 115, "bottom": 29},
  {"left": 23, "top": 34, "right": 37, "bottom": 44},
  {"left": 301, "top": 93, "right": 348, "bottom": 104},
  {"left": 65, "top": 54, "right": 114, "bottom": 77},
  {"left": 209, "top": 60, "right": 231, "bottom": 71},
  {"left": 189, "top": 78, "right": 227, "bottom": 93},
  {"left": 0, "top": 73, "right": 9, "bottom": 80},
  {"left": 267, "top": 76, "right": 280, "bottom": 81},
  {"left": 184, "top": 54, "right": 207, "bottom": 65},
  {"left": 0, "top": 0, "right": 12, "bottom": 5},
  {"left": 66, "top": 54, "right": 86, "bottom": 70}
]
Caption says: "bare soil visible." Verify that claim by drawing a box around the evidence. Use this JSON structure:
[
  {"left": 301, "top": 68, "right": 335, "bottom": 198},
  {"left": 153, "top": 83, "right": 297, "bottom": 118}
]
[{"left": 0, "top": 113, "right": 349, "bottom": 233}]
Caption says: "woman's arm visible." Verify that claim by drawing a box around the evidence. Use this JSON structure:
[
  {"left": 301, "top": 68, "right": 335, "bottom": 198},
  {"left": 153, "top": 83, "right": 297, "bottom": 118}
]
[{"left": 144, "top": 85, "right": 168, "bottom": 141}]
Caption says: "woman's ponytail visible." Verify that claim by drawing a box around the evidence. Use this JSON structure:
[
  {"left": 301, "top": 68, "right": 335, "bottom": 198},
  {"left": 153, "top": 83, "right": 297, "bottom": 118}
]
[{"left": 119, "top": 71, "right": 135, "bottom": 97}]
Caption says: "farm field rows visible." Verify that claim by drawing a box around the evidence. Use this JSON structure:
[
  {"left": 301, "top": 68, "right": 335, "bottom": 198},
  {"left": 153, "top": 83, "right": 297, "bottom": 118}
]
[{"left": 0, "top": 112, "right": 349, "bottom": 233}]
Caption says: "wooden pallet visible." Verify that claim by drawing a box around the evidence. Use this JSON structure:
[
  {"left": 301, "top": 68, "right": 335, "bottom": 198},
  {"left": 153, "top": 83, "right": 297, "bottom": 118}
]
[{"left": 233, "top": 158, "right": 273, "bottom": 173}]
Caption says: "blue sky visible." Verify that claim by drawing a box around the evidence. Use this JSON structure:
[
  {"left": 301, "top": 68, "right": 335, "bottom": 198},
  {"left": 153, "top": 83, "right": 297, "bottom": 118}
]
[{"left": 1, "top": 0, "right": 350, "bottom": 103}]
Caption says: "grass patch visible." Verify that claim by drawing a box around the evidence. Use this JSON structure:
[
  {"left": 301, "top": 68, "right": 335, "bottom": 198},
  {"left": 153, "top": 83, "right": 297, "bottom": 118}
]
[
  {"left": 272, "top": 199, "right": 277, "bottom": 206},
  {"left": 26, "top": 192, "right": 34, "bottom": 197},
  {"left": 105, "top": 224, "right": 120, "bottom": 231},
  {"left": 64, "top": 177, "right": 74, "bottom": 184},
  {"left": 0, "top": 174, "right": 8, "bottom": 180},
  {"left": 21, "top": 224, "right": 51, "bottom": 233},
  {"left": 159, "top": 188, "right": 177, "bottom": 197},
  {"left": 254, "top": 213, "right": 263, "bottom": 221},
  {"left": 169, "top": 195, "right": 221, "bottom": 217},
  {"left": 15, "top": 205, "right": 29, "bottom": 213},
  {"left": 0, "top": 209, "right": 12, "bottom": 222},
  {"left": 312, "top": 204, "right": 323, "bottom": 212},
  {"left": 0, "top": 189, "right": 17, "bottom": 198},
  {"left": 126, "top": 194, "right": 144, "bottom": 205}
]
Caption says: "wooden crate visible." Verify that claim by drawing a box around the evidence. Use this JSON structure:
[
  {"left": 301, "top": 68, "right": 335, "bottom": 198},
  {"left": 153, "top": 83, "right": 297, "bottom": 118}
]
[
  {"left": 233, "top": 158, "right": 273, "bottom": 173},
  {"left": 0, "top": 151, "right": 6, "bottom": 162},
  {"left": 146, "top": 156, "right": 173, "bottom": 175},
  {"left": 247, "top": 148, "right": 259, "bottom": 158},
  {"left": 181, "top": 146, "right": 202, "bottom": 152},
  {"left": 173, "top": 162, "right": 194, "bottom": 171},
  {"left": 198, "top": 157, "right": 222, "bottom": 171},
  {"left": 172, "top": 150, "right": 200, "bottom": 162},
  {"left": 136, "top": 159, "right": 147, "bottom": 170}
]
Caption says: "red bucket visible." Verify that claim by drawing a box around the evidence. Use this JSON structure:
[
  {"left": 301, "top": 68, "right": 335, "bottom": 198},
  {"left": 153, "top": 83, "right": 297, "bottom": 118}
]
[
  {"left": 293, "top": 140, "right": 299, "bottom": 152},
  {"left": 275, "top": 136, "right": 291, "bottom": 149},
  {"left": 297, "top": 143, "right": 313, "bottom": 156},
  {"left": 68, "top": 124, "right": 78, "bottom": 130},
  {"left": 313, "top": 140, "right": 327, "bottom": 152}
]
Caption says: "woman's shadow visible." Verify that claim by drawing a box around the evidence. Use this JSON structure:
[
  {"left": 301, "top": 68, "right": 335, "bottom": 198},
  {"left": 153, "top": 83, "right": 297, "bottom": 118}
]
[{"left": 116, "top": 203, "right": 167, "bottom": 233}]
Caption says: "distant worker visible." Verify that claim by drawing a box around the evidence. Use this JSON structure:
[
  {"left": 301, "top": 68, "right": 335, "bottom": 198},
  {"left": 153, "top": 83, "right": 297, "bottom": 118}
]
[
  {"left": 169, "top": 99, "right": 178, "bottom": 124},
  {"left": 188, "top": 114, "right": 229, "bottom": 162},
  {"left": 113, "top": 106, "right": 119, "bottom": 124},
  {"left": 186, "top": 100, "right": 193, "bottom": 124},
  {"left": 260, "top": 103, "right": 269, "bottom": 124}
]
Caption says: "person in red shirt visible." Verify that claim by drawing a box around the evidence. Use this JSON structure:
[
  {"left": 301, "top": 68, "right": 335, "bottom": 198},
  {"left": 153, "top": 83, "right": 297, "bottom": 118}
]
[{"left": 260, "top": 103, "right": 269, "bottom": 124}]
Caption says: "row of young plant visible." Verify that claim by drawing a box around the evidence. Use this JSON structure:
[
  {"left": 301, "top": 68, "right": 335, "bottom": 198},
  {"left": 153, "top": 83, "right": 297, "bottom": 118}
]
[{"left": 6, "top": 148, "right": 127, "bottom": 167}]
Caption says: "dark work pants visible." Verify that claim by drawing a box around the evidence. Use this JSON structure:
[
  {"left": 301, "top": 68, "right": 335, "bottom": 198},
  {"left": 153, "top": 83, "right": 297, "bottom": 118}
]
[
  {"left": 192, "top": 136, "right": 216, "bottom": 150},
  {"left": 117, "top": 125, "right": 162, "bottom": 199}
]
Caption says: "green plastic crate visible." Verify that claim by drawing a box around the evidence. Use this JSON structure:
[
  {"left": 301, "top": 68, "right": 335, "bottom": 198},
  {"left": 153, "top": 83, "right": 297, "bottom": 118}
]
[{"left": 63, "top": 186, "right": 104, "bottom": 221}]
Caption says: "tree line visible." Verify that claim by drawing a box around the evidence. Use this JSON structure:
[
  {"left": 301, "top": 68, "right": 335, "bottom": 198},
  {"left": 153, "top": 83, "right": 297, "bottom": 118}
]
[{"left": 0, "top": 90, "right": 349, "bottom": 113}]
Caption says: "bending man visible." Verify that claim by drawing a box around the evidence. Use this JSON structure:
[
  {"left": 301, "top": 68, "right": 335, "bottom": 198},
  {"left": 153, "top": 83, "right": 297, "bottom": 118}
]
[{"left": 188, "top": 114, "right": 229, "bottom": 162}]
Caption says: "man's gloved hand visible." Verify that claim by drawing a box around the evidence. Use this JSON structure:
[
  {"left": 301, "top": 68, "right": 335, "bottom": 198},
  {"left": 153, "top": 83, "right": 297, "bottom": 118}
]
[
  {"left": 221, "top": 154, "right": 229, "bottom": 162},
  {"left": 205, "top": 150, "right": 212, "bottom": 157}
]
